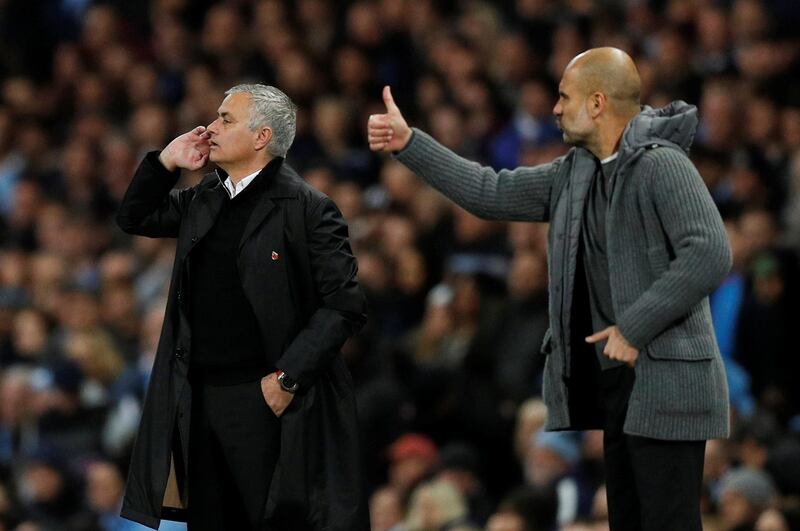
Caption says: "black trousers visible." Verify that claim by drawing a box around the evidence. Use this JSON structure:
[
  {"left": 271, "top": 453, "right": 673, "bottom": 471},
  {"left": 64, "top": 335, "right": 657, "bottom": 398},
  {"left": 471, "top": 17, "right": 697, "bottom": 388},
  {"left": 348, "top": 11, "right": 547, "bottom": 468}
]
[
  {"left": 568, "top": 350, "right": 706, "bottom": 531},
  {"left": 187, "top": 373, "right": 281, "bottom": 531}
]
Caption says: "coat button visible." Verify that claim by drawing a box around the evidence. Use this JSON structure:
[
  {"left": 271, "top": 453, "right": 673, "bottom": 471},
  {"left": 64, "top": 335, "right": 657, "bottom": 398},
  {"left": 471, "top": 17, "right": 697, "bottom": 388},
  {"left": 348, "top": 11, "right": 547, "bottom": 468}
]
[
  {"left": 191, "top": 236, "right": 198, "bottom": 243},
  {"left": 175, "top": 347, "right": 184, "bottom": 359},
  {"left": 176, "top": 290, "right": 182, "bottom": 302}
]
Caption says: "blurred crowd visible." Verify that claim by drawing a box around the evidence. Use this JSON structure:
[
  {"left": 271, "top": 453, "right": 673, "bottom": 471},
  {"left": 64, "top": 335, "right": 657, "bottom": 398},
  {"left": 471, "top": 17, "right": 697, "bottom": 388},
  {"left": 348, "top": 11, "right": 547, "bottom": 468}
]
[{"left": 1, "top": 0, "right": 800, "bottom": 530}]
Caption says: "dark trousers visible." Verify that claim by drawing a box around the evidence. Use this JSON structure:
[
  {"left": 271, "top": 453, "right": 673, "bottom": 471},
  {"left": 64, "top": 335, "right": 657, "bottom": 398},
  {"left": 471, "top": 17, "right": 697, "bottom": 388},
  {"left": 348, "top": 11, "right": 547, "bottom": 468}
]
[
  {"left": 187, "top": 373, "right": 281, "bottom": 531},
  {"left": 568, "top": 350, "right": 706, "bottom": 531}
]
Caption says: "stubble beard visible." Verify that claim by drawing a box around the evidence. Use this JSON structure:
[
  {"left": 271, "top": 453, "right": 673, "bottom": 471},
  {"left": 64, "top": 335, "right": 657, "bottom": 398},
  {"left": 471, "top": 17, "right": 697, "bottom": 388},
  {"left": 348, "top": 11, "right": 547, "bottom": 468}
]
[{"left": 562, "top": 130, "right": 582, "bottom": 147}]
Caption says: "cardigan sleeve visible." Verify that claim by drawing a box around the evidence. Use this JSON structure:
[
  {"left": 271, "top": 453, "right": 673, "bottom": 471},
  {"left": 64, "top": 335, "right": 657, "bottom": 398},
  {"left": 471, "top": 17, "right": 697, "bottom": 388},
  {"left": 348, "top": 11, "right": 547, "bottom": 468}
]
[
  {"left": 616, "top": 148, "right": 732, "bottom": 349},
  {"left": 394, "top": 128, "right": 562, "bottom": 222}
]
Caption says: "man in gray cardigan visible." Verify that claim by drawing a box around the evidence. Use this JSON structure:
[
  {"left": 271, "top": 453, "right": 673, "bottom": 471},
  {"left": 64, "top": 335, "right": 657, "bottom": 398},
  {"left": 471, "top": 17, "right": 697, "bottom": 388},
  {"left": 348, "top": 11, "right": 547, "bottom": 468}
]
[{"left": 368, "top": 48, "right": 732, "bottom": 531}]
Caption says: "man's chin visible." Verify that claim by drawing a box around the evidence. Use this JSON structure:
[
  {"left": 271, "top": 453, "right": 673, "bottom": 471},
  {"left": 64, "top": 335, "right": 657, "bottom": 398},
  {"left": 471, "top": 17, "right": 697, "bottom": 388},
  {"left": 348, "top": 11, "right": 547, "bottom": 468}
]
[{"left": 561, "top": 132, "right": 581, "bottom": 146}]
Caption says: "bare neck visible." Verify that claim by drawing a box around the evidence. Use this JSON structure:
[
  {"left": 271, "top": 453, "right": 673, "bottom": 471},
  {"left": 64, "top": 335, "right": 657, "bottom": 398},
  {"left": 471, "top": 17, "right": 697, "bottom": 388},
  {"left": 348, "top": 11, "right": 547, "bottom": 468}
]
[{"left": 587, "top": 115, "right": 635, "bottom": 161}]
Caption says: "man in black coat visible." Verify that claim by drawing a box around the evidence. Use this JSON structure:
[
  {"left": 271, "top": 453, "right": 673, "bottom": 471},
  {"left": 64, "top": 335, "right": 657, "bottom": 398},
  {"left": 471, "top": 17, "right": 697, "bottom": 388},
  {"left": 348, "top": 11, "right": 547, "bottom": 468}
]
[{"left": 116, "top": 84, "right": 368, "bottom": 530}]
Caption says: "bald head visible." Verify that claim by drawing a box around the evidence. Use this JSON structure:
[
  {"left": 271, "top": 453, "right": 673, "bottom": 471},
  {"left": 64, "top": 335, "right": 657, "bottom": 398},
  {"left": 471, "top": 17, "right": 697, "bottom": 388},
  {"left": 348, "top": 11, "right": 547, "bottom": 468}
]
[
  {"left": 553, "top": 47, "right": 642, "bottom": 157},
  {"left": 565, "top": 47, "right": 641, "bottom": 117}
]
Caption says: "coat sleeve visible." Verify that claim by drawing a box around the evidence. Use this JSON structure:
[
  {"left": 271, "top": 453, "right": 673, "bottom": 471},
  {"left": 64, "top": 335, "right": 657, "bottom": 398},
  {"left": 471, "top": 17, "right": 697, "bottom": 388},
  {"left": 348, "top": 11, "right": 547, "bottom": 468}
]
[
  {"left": 275, "top": 196, "right": 367, "bottom": 391},
  {"left": 615, "top": 148, "right": 733, "bottom": 349},
  {"left": 393, "top": 128, "right": 561, "bottom": 222},
  {"left": 116, "top": 151, "right": 196, "bottom": 238}
]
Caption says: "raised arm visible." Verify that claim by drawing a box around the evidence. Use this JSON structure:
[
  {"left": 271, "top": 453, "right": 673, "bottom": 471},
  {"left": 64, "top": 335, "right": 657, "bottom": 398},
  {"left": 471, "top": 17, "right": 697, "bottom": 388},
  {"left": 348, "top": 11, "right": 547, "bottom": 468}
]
[
  {"left": 368, "top": 86, "right": 560, "bottom": 222},
  {"left": 116, "top": 126, "right": 211, "bottom": 237}
]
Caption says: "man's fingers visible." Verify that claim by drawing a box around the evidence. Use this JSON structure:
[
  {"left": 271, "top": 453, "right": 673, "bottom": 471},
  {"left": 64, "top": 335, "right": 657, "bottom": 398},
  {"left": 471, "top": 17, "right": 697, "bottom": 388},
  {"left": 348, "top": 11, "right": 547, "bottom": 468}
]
[
  {"left": 382, "top": 85, "right": 400, "bottom": 113},
  {"left": 367, "top": 131, "right": 394, "bottom": 142},
  {"left": 369, "top": 141, "right": 388, "bottom": 152},
  {"left": 367, "top": 126, "right": 392, "bottom": 136},
  {"left": 601, "top": 348, "right": 638, "bottom": 368},
  {"left": 368, "top": 113, "right": 391, "bottom": 128},
  {"left": 586, "top": 328, "right": 611, "bottom": 343},
  {"left": 368, "top": 129, "right": 393, "bottom": 145},
  {"left": 191, "top": 125, "right": 206, "bottom": 136}
]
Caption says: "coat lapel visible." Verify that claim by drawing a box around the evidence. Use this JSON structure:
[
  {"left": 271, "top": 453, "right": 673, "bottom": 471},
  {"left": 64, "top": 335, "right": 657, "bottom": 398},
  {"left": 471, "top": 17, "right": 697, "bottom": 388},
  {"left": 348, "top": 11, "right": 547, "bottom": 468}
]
[
  {"left": 238, "top": 164, "right": 296, "bottom": 253},
  {"left": 239, "top": 195, "right": 277, "bottom": 253},
  {"left": 567, "top": 149, "right": 597, "bottom": 240},
  {"left": 178, "top": 179, "right": 227, "bottom": 263}
]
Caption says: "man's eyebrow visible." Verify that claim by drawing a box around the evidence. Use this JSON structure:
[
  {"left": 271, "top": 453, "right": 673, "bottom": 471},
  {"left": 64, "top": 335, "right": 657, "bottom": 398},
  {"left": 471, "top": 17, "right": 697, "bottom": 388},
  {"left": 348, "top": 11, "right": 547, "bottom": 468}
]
[{"left": 218, "top": 111, "right": 233, "bottom": 118}]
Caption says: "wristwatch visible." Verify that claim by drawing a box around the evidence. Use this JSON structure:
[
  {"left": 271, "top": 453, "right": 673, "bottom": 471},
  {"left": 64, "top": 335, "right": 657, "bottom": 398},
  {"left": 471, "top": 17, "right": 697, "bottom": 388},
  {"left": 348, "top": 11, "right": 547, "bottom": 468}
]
[{"left": 277, "top": 370, "right": 299, "bottom": 393}]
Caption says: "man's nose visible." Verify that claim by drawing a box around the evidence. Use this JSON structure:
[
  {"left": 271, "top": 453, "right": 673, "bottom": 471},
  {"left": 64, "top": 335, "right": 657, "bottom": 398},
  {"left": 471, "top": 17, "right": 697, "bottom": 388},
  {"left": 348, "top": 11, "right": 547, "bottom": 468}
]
[{"left": 552, "top": 103, "right": 561, "bottom": 116}]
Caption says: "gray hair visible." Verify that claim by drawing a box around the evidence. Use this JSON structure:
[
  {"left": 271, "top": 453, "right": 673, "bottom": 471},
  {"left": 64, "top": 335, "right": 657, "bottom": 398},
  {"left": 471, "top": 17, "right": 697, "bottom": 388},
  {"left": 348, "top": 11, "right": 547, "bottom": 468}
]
[{"left": 224, "top": 84, "right": 297, "bottom": 158}]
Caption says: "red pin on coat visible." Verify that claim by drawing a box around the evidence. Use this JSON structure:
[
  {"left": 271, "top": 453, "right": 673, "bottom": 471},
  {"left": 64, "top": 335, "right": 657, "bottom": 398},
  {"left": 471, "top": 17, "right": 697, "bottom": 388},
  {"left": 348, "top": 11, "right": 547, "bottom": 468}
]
[{"left": 271, "top": 251, "right": 279, "bottom": 261}]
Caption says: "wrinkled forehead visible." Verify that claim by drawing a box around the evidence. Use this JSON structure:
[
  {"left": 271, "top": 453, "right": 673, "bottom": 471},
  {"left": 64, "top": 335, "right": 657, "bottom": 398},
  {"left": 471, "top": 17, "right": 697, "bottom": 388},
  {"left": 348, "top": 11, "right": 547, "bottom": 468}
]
[
  {"left": 558, "top": 65, "right": 583, "bottom": 94},
  {"left": 217, "top": 92, "right": 251, "bottom": 116}
]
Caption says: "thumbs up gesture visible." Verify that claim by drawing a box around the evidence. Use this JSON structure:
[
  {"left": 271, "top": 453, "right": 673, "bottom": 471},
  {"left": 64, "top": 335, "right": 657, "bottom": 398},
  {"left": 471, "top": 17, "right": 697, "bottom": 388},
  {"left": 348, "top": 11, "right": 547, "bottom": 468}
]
[{"left": 368, "top": 86, "right": 413, "bottom": 152}]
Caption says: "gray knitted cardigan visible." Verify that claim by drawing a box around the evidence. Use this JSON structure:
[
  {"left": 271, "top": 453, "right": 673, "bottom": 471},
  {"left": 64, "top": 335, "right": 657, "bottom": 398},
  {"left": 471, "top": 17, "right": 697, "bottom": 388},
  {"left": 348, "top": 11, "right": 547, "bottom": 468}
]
[{"left": 395, "top": 101, "right": 732, "bottom": 440}]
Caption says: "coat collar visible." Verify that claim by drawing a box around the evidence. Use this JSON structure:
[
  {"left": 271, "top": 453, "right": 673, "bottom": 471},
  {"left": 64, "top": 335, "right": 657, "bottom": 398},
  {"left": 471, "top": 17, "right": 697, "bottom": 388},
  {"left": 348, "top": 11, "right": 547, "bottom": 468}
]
[{"left": 212, "top": 157, "right": 295, "bottom": 199}]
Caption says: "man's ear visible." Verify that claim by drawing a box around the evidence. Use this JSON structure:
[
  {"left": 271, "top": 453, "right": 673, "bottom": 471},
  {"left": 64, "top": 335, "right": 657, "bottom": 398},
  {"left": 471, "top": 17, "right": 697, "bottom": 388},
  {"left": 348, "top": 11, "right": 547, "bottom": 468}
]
[
  {"left": 589, "top": 92, "right": 606, "bottom": 119},
  {"left": 254, "top": 127, "right": 273, "bottom": 151}
]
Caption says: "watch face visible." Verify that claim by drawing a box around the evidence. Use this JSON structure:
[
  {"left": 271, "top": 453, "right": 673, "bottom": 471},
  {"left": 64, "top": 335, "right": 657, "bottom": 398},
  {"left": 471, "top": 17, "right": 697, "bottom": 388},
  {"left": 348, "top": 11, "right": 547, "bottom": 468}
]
[{"left": 279, "top": 373, "right": 298, "bottom": 391}]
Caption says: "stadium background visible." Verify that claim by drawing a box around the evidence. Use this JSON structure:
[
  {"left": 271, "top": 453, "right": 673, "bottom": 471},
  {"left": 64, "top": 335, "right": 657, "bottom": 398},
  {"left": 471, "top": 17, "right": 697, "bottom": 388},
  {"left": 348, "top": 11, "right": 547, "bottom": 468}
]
[{"left": 1, "top": 0, "right": 799, "bottom": 529}]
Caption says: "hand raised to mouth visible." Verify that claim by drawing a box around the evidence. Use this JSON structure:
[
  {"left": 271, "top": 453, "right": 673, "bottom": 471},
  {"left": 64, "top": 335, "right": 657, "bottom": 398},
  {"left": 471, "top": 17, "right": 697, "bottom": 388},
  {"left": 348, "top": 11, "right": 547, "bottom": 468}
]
[{"left": 158, "top": 125, "right": 212, "bottom": 171}]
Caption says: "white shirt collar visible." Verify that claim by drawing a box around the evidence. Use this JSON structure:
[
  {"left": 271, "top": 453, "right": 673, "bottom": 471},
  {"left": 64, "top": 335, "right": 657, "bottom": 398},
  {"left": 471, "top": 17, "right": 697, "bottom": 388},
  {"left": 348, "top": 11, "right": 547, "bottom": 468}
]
[
  {"left": 601, "top": 152, "right": 619, "bottom": 164},
  {"left": 222, "top": 168, "right": 261, "bottom": 199}
]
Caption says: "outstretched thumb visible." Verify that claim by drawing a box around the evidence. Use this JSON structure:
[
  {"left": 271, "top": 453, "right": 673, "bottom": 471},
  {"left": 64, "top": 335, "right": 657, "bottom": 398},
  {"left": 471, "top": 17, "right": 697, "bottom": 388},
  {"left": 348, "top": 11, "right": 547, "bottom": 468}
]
[{"left": 383, "top": 85, "right": 400, "bottom": 114}]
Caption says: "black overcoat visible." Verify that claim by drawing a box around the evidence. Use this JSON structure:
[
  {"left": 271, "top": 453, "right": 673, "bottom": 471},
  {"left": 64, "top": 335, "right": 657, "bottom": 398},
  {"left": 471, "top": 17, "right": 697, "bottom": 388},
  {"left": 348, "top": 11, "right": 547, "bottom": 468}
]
[{"left": 116, "top": 153, "right": 368, "bottom": 530}]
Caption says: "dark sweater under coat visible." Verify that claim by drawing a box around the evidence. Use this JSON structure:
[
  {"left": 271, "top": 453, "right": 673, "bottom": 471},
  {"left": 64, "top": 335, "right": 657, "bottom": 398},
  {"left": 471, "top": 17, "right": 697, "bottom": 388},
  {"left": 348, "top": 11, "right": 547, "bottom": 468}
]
[{"left": 189, "top": 158, "right": 282, "bottom": 382}]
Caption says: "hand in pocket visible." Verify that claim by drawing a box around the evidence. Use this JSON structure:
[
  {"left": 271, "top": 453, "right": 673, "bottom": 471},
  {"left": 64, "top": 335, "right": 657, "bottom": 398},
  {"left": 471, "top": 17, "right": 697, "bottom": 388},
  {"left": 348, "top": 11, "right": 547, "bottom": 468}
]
[{"left": 260, "top": 372, "right": 294, "bottom": 417}]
